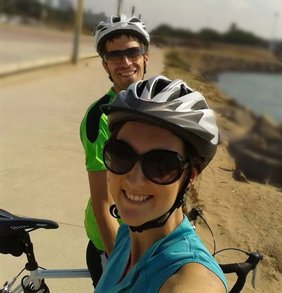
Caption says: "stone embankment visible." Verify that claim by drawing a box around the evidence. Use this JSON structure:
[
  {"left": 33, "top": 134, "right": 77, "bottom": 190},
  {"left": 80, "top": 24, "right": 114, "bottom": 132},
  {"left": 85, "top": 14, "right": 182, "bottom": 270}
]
[
  {"left": 165, "top": 47, "right": 282, "bottom": 187},
  {"left": 228, "top": 115, "right": 282, "bottom": 187},
  {"left": 203, "top": 53, "right": 282, "bottom": 187},
  {"left": 200, "top": 54, "right": 282, "bottom": 80}
]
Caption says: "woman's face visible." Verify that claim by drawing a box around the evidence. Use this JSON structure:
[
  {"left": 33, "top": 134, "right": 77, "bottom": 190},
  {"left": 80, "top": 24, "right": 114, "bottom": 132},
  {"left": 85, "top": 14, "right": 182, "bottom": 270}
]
[{"left": 107, "top": 121, "right": 188, "bottom": 227}]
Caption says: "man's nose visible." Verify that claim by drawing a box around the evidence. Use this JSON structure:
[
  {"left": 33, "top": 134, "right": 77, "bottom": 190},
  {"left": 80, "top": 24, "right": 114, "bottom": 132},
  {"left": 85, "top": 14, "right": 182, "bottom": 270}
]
[{"left": 120, "top": 55, "right": 132, "bottom": 65}]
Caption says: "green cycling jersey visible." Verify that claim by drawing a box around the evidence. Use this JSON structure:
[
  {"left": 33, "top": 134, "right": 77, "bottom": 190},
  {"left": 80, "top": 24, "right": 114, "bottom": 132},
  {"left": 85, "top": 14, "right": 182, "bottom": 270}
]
[{"left": 80, "top": 88, "right": 121, "bottom": 251}]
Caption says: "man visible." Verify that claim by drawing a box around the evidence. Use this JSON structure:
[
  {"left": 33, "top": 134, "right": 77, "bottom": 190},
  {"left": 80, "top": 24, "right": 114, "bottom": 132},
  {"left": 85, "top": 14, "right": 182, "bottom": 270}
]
[{"left": 80, "top": 14, "right": 150, "bottom": 286}]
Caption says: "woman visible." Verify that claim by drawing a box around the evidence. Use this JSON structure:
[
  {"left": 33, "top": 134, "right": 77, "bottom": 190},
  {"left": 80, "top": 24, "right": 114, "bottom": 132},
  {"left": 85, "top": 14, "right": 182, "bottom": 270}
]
[{"left": 95, "top": 76, "right": 228, "bottom": 292}]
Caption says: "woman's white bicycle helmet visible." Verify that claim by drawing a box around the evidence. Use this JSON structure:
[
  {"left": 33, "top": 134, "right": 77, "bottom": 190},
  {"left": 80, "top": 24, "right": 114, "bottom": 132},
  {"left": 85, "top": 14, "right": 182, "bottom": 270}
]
[
  {"left": 95, "top": 14, "right": 150, "bottom": 55},
  {"left": 101, "top": 75, "right": 219, "bottom": 232},
  {"left": 101, "top": 75, "right": 218, "bottom": 170}
]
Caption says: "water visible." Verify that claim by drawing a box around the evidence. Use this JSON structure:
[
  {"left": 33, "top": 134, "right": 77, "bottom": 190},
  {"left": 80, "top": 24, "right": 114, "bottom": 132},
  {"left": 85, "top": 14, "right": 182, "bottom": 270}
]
[{"left": 216, "top": 72, "right": 282, "bottom": 124}]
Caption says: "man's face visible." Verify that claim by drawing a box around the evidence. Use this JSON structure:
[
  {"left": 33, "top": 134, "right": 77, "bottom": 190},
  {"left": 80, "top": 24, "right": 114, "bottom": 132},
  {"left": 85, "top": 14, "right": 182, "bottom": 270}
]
[{"left": 102, "top": 35, "right": 149, "bottom": 93}]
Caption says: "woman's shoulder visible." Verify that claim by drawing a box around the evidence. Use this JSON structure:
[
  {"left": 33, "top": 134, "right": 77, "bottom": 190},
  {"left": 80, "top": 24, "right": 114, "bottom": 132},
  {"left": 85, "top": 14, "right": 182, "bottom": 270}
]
[
  {"left": 143, "top": 217, "right": 227, "bottom": 292},
  {"left": 159, "top": 262, "right": 226, "bottom": 293}
]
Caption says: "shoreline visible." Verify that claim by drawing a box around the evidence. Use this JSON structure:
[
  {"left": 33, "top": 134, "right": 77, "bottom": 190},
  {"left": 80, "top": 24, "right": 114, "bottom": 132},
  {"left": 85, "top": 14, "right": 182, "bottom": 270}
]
[
  {"left": 163, "top": 45, "right": 282, "bottom": 186},
  {"left": 215, "top": 71, "right": 282, "bottom": 126},
  {"left": 162, "top": 45, "right": 282, "bottom": 292}
]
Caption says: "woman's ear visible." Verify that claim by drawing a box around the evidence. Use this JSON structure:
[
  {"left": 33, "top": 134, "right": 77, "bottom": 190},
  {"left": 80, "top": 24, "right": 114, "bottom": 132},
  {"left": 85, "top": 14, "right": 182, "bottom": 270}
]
[{"left": 189, "top": 168, "right": 198, "bottom": 186}]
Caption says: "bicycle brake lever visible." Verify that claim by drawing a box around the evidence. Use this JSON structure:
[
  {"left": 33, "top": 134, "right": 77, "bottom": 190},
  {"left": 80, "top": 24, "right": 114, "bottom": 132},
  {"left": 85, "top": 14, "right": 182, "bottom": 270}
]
[
  {"left": 252, "top": 251, "right": 263, "bottom": 289},
  {"left": 2, "top": 280, "right": 13, "bottom": 293},
  {"left": 4, "top": 275, "right": 17, "bottom": 291},
  {"left": 251, "top": 264, "right": 258, "bottom": 289}
]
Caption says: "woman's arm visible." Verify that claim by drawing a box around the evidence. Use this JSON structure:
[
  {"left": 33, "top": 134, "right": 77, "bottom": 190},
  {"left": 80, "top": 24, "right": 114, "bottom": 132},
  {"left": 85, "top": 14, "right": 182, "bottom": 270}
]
[{"left": 159, "top": 263, "right": 226, "bottom": 293}]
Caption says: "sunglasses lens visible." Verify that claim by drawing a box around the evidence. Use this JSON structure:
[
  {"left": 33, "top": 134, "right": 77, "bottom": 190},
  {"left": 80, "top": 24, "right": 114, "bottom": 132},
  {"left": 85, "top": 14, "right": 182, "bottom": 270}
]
[
  {"left": 104, "top": 47, "right": 144, "bottom": 62},
  {"left": 126, "top": 47, "right": 144, "bottom": 58},
  {"left": 103, "top": 140, "right": 136, "bottom": 174},
  {"left": 104, "top": 140, "right": 186, "bottom": 185},
  {"left": 143, "top": 151, "right": 183, "bottom": 184}
]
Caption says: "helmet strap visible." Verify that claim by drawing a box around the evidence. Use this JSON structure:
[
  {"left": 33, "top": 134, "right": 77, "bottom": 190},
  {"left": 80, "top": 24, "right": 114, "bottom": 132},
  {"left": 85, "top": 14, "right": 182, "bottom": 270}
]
[
  {"left": 129, "top": 176, "right": 189, "bottom": 233},
  {"left": 129, "top": 194, "right": 184, "bottom": 232},
  {"left": 108, "top": 168, "right": 192, "bottom": 232}
]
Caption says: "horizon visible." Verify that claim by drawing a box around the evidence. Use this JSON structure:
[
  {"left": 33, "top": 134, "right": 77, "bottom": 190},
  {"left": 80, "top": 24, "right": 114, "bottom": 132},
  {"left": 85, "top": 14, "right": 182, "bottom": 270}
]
[
  {"left": 84, "top": 0, "right": 282, "bottom": 41},
  {"left": 42, "top": 0, "right": 282, "bottom": 41}
]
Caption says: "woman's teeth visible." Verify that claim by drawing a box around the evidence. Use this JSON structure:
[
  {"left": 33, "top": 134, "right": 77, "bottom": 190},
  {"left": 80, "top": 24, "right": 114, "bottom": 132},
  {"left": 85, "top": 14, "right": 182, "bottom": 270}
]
[{"left": 126, "top": 193, "right": 151, "bottom": 202}]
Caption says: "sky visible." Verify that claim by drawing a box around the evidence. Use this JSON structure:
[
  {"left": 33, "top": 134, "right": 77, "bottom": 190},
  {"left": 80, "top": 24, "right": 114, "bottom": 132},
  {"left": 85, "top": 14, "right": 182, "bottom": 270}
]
[{"left": 54, "top": 0, "right": 282, "bottom": 40}]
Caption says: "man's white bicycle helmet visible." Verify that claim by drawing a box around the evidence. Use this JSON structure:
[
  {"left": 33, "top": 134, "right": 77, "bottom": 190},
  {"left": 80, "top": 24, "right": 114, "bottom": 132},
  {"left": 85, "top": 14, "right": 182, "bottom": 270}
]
[
  {"left": 95, "top": 14, "right": 150, "bottom": 55},
  {"left": 101, "top": 75, "right": 218, "bottom": 170}
]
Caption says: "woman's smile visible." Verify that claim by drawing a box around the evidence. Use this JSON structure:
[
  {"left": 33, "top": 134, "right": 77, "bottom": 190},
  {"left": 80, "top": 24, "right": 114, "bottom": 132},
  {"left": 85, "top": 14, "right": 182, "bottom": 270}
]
[{"left": 122, "top": 189, "right": 152, "bottom": 204}]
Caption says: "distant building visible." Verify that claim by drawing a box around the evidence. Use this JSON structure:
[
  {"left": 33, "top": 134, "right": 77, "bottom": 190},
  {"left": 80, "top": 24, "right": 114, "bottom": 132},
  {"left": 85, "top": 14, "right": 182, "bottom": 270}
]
[
  {"left": 58, "top": 0, "right": 73, "bottom": 11},
  {"left": 38, "top": 0, "right": 53, "bottom": 7},
  {"left": 46, "top": 0, "right": 54, "bottom": 8}
]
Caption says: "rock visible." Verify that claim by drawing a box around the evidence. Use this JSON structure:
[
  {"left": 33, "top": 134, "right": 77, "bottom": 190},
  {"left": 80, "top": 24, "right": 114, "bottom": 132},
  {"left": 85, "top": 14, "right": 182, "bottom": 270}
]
[{"left": 228, "top": 115, "right": 282, "bottom": 187}]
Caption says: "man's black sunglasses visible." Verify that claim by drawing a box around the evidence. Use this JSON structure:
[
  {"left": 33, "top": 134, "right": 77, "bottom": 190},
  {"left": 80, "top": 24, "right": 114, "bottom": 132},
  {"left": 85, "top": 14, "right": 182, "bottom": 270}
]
[
  {"left": 103, "top": 139, "right": 189, "bottom": 185},
  {"left": 103, "top": 47, "right": 145, "bottom": 62}
]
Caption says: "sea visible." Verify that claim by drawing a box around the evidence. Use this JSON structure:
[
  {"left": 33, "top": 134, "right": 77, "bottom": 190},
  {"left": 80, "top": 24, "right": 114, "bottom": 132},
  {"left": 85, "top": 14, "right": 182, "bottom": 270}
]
[{"left": 216, "top": 72, "right": 282, "bottom": 125}]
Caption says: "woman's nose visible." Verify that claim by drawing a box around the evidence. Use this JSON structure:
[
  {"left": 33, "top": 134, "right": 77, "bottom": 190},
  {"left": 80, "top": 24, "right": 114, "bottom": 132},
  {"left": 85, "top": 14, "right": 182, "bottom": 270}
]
[{"left": 125, "top": 162, "right": 146, "bottom": 185}]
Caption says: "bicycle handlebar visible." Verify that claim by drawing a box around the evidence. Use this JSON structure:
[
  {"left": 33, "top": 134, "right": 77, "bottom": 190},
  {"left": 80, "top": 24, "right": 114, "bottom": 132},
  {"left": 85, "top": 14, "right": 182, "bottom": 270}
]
[
  {"left": 188, "top": 208, "right": 263, "bottom": 293},
  {"left": 219, "top": 252, "right": 263, "bottom": 293},
  {"left": 1, "top": 208, "right": 263, "bottom": 293}
]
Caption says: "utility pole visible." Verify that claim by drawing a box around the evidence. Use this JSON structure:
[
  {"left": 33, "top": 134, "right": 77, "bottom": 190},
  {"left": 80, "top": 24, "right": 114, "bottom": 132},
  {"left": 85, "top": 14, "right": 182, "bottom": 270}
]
[
  {"left": 269, "top": 12, "right": 279, "bottom": 52},
  {"left": 117, "top": 0, "right": 123, "bottom": 16},
  {"left": 71, "top": 0, "right": 84, "bottom": 64},
  {"left": 131, "top": 6, "right": 135, "bottom": 17}
]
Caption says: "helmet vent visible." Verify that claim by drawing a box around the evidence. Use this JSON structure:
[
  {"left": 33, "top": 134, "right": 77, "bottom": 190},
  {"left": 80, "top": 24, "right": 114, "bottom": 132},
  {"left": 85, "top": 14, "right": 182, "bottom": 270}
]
[
  {"left": 154, "top": 79, "right": 170, "bottom": 96},
  {"left": 191, "top": 100, "right": 208, "bottom": 110},
  {"left": 112, "top": 16, "right": 121, "bottom": 23},
  {"left": 129, "top": 18, "right": 142, "bottom": 23},
  {"left": 136, "top": 81, "right": 147, "bottom": 97},
  {"left": 180, "top": 84, "right": 192, "bottom": 96}
]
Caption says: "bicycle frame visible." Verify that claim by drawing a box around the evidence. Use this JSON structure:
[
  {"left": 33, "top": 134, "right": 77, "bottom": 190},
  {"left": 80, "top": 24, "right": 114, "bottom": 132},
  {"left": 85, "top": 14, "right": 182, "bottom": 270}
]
[
  {"left": 0, "top": 210, "right": 93, "bottom": 293},
  {"left": 1, "top": 208, "right": 262, "bottom": 293},
  {"left": 32, "top": 268, "right": 90, "bottom": 279},
  {"left": 3, "top": 269, "right": 90, "bottom": 293}
]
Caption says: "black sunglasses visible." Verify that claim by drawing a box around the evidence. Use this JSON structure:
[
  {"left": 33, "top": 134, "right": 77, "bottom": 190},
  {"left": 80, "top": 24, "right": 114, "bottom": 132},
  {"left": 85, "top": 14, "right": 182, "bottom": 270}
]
[
  {"left": 103, "top": 47, "right": 145, "bottom": 63},
  {"left": 103, "top": 139, "right": 189, "bottom": 185}
]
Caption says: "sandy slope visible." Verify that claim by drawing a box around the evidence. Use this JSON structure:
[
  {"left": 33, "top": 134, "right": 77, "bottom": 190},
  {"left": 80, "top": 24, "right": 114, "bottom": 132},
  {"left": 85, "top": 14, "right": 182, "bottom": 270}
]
[{"left": 164, "top": 56, "right": 282, "bottom": 292}]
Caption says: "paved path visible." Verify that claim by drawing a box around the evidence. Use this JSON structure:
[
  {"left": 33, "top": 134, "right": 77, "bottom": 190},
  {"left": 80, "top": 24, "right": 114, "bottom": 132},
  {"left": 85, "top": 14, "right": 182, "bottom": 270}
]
[
  {"left": 0, "top": 24, "right": 96, "bottom": 76},
  {"left": 0, "top": 38, "right": 164, "bottom": 291}
]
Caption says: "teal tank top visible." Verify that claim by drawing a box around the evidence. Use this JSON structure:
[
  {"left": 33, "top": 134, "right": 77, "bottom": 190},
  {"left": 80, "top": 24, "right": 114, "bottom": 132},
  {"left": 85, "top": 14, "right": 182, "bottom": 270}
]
[{"left": 95, "top": 216, "right": 228, "bottom": 292}]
